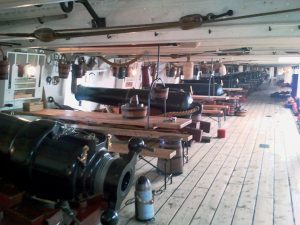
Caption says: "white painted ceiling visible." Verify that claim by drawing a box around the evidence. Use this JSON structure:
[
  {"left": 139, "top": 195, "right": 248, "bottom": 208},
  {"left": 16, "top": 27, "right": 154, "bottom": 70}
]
[{"left": 0, "top": 0, "right": 299, "bottom": 65}]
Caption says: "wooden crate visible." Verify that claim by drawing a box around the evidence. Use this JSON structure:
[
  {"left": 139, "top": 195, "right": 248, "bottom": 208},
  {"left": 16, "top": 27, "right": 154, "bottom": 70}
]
[{"left": 23, "top": 102, "right": 44, "bottom": 112}]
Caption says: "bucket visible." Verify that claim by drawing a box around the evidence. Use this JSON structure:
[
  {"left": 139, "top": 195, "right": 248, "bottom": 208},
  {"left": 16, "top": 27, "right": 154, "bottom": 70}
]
[
  {"left": 0, "top": 48, "right": 9, "bottom": 80},
  {"left": 217, "top": 129, "right": 226, "bottom": 138},
  {"left": 58, "top": 54, "right": 70, "bottom": 79},
  {"left": 151, "top": 86, "right": 169, "bottom": 100},
  {"left": 157, "top": 136, "right": 183, "bottom": 175},
  {"left": 71, "top": 56, "right": 86, "bottom": 78}
]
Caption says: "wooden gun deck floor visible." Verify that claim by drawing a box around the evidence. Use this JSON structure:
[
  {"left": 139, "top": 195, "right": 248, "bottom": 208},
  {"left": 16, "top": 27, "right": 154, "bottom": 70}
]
[{"left": 117, "top": 83, "right": 300, "bottom": 225}]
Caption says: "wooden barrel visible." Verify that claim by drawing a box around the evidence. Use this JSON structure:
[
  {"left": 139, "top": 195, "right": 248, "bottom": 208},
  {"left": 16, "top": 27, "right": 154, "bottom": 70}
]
[
  {"left": 157, "top": 136, "right": 183, "bottom": 175},
  {"left": 0, "top": 48, "right": 9, "bottom": 80}
]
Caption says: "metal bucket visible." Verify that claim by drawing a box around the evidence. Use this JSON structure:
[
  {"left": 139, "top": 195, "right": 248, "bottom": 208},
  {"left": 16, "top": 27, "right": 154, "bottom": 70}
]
[
  {"left": 58, "top": 54, "right": 70, "bottom": 79},
  {"left": 151, "top": 86, "right": 169, "bottom": 100},
  {"left": 157, "top": 136, "right": 183, "bottom": 175},
  {"left": 0, "top": 48, "right": 9, "bottom": 80}
]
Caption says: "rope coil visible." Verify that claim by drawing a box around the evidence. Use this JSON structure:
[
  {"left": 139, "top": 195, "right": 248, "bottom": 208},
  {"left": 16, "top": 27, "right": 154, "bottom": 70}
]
[{"left": 158, "top": 106, "right": 200, "bottom": 117}]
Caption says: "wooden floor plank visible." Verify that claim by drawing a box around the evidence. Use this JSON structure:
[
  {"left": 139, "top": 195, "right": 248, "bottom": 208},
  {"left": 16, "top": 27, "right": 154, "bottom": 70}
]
[
  {"left": 152, "top": 116, "right": 244, "bottom": 225},
  {"left": 252, "top": 101, "right": 275, "bottom": 225},
  {"left": 117, "top": 83, "right": 299, "bottom": 225},
  {"left": 231, "top": 97, "right": 268, "bottom": 225},
  {"left": 270, "top": 103, "right": 296, "bottom": 225},
  {"left": 277, "top": 104, "right": 300, "bottom": 225},
  {"left": 210, "top": 100, "right": 266, "bottom": 225},
  {"left": 122, "top": 114, "right": 241, "bottom": 225},
  {"left": 191, "top": 98, "right": 265, "bottom": 225}
]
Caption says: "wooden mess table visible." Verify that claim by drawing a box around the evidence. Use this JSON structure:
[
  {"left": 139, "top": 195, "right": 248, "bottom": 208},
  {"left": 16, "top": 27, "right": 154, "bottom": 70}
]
[
  {"left": 223, "top": 88, "right": 248, "bottom": 96},
  {"left": 7, "top": 108, "right": 192, "bottom": 145},
  {"left": 192, "top": 94, "right": 243, "bottom": 128},
  {"left": 192, "top": 95, "right": 229, "bottom": 101},
  {"left": 9, "top": 109, "right": 191, "bottom": 129},
  {"left": 192, "top": 94, "right": 242, "bottom": 128},
  {"left": 8, "top": 108, "right": 192, "bottom": 140},
  {"left": 192, "top": 95, "right": 229, "bottom": 128}
]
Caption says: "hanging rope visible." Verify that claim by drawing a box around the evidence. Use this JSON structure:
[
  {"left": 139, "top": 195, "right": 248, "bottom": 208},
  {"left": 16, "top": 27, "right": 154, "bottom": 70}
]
[{"left": 97, "top": 54, "right": 144, "bottom": 67}]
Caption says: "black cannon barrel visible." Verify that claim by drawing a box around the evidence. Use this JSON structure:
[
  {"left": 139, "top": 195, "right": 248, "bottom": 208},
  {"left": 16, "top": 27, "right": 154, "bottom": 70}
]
[
  {"left": 182, "top": 78, "right": 239, "bottom": 88},
  {"left": 0, "top": 113, "right": 140, "bottom": 210},
  {"left": 161, "top": 83, "right": 224, "bottom": 96},
  {"left": 182, "top": 79, "right": 210, "bottom": 84},
  {"left": 75, "top": 85, "right": 194, "bottom": 112},
  {"left": 183, "top": 71, "right": 266, "bottom": 88}
]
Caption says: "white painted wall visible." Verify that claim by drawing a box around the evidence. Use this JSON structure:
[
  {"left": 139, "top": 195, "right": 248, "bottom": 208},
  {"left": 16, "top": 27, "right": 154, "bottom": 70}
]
[
  {"left": 43, "top": 59, "right": 181, "bottom": 111},
  {"left": 43, "top": 60, "right": 64, "bottom": 104}
]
